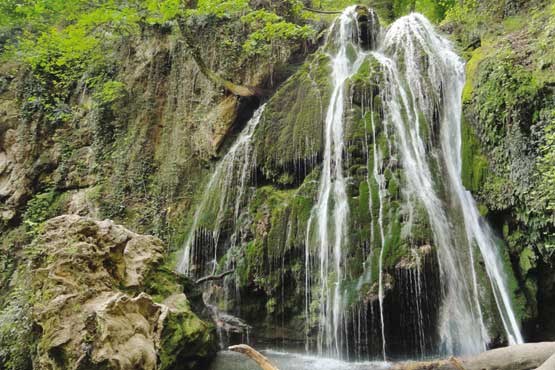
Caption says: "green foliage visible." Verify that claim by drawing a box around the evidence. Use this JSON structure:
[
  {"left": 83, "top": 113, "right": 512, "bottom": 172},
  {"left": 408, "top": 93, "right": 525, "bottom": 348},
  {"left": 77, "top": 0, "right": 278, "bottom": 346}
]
[
  {"left": 241, "top": 9, "right": 315, "bottom": 58},
  {"left": 415, "top": 0, "right": 458, "bottom": 22},
  {"left": 145, "top": 0, "right": 182, "bottom": 24},
  {"left": 0, "top": 283, "right": 34, "bottom": 370},
  {"left": 444, "top": 0, "right": 479, "bottom": 23},
  {"left": 474, "top": 55, "right": 539, "bottom": 146},
  {"left": 535, "top": 118, "right": 555, "bottom": 213},
  {"left": 20, "top": 25, "right": 101, "bottom": 90},
  {"left": 93, "top": 80, "right": 126, "bottom": 106},
  {"left": 192, "top": 0, "right": 250, "bottom": 18},
  {"left": 22, "top": 190, "right": 60, "bottom": 232},
  {"left": 461, "top": 118, "right": 488, "bottom": 192}
]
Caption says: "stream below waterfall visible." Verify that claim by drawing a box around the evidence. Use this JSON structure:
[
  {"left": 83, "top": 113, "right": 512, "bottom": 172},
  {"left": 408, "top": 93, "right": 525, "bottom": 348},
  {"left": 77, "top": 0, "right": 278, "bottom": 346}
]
[{"left": 208, "top": 351, "right": 390, "bottom": 370}]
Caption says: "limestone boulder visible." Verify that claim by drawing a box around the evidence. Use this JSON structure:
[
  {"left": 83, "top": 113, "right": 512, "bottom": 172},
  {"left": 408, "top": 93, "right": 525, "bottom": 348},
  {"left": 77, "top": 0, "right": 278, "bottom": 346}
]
[{"left": 0, "top": 215, "right": 216, "bottom": 370}]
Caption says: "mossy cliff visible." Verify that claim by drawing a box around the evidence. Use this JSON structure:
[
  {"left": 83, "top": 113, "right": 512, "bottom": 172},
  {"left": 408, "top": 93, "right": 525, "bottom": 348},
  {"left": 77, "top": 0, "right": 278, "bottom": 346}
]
[
  {"left": 181, "top": 1, "right": 555, "bottom": 357},
  {"left": 447, "top": 0, "right": 555, "bottom": 340},
  {"left": 193, "top": 13, "right": 462, "bottom": 358}
]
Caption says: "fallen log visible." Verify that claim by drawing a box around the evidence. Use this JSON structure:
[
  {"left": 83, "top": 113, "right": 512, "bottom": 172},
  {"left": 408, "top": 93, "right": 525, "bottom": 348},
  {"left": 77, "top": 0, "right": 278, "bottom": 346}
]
[
  {"left": 228, "top": 345, "right": 279, "bottom": 370},
  {"left": 536, "top": 353, "right": 555, "bottom": 370},
  {"left": 391, "top": 342, "right": 555, "bottom": 370},
  {"left": 195, "top": 269, "right": 234, "bottom": 284},
  {"left": 230, "top": 342, "right": 555, "bottom": 370}
]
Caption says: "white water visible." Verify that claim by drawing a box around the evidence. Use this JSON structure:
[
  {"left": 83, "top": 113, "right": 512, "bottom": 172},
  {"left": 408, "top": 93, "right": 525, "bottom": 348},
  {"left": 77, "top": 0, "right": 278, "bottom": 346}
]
[
  {"left": 373, "top": 13, "right": 523, "bottom": 353},
  {"left": 305, "top": 7, "right": 522, "bottom": 358},
  {"left": 178, "top": 6, "right": 523, "bottom": 361},
  {"left": 370, "top": 95, "right": 388, "bottom": 360},
  {"left": 305, "top": 6, "right": 366, "bottom": 357},
  {"left": 178, "top": 105, "right": 266, "bottom": 275}
]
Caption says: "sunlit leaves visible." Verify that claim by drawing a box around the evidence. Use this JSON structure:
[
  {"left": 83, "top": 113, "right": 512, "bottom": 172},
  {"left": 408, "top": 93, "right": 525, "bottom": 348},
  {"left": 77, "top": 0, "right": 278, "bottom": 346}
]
[
  {"left": 241, "top": 9, "right": 315, "bottom": 57},
  {"left": 145, "top": 0, "right": 182, "bottom": 24},
  {"left": 192, "top": 0, "right": 250, "bottom": 18}
]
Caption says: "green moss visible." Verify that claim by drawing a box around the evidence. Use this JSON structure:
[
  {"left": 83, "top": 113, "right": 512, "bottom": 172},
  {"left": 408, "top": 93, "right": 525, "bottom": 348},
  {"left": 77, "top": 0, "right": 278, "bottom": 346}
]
[
  {"left": 253, "top": 52, "right": 332, "bottom": 183},
  {"left": 461, "top": 118, "right": 488, "bottom": 192},
  {"left": 462, "top": 42, "right": 492, "bottom": 103},
  {"left": 144, "top": 264, "right": 183, "bottom": 303},
  {"left": 0, "top": 280, "right": 35, "bottom": 370},
  {"left": 518, "top": 247, "right": 536, "bottom": 276},
  {"left": 159, "top": 296, "right": 216, "bottom": 370},
  {"left": 358, "top": 181, "right": 370, "bottom": 223}
]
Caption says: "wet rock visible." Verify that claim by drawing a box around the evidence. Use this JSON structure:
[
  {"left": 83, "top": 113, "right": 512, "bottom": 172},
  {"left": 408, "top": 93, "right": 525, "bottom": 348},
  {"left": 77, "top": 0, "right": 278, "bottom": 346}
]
[{"left": 356, "top": 6, "right": 380, "bottom": 51}]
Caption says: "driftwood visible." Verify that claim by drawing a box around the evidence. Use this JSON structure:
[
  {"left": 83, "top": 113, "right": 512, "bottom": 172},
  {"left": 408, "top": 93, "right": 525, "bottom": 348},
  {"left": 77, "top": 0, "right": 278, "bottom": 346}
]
[
  {"left": 195, "top": 269, "right": 234, "bottom": 284},
  {"left": 230, "top": 342, "right": 555, "bottom": 370},
  {"left": 228, "top": 345, "right": 279, "bottom": 370}
]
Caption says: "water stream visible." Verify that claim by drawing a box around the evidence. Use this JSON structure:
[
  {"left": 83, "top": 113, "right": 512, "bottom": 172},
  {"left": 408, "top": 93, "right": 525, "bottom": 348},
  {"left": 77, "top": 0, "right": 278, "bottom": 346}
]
[
  {"left": 375, "top": 13, "right": 523, "bottom": 352},
  {"left": 178, "top": 105, "right": 266, "bottom": 277}
]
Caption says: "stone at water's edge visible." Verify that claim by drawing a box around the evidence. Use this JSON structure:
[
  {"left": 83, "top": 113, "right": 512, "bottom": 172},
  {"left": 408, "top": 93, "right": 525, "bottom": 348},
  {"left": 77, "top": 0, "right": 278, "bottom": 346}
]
[{"left": 0, "top": 215, "right": 217, "bottom": 370}]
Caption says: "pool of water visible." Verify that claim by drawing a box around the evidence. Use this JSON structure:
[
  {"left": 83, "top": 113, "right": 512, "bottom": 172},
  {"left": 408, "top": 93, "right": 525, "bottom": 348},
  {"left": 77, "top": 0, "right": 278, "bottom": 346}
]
[{"left": 207, "top": 350, "right": 391, "bottom": 370}]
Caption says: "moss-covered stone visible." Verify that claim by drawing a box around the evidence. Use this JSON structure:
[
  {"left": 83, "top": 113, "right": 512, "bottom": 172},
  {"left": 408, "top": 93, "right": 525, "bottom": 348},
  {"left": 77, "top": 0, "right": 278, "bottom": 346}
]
[
  {"left": 0, "top": 215, "right": 216, "bottom": 370},
  {"left": 461, "top": 117, "right": 488, "bottom": 192},
  {"left": 253, "top": 52, "right": 332, "bottom": 184}
]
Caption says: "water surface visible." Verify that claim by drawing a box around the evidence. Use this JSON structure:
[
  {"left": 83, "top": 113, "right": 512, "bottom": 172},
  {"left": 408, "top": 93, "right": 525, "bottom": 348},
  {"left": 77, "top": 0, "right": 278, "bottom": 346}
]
[{"left": 208, "top": 350, "right": 390, "bottom": 370}]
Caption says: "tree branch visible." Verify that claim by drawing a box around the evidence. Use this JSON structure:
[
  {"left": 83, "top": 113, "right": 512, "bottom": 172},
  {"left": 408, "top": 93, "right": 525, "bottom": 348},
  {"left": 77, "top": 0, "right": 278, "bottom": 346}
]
[
  {"left": 195, "top": 269, "right": 234, "bottom": 284},
  {"left": 302, "top": 7, "right": 342, "bottom": 14},
  {"left": 179, "top": 22, "right": 269, "bottom": 97},
  {"left": 229, "top": 342, "right": 555, "bottom": 370}
]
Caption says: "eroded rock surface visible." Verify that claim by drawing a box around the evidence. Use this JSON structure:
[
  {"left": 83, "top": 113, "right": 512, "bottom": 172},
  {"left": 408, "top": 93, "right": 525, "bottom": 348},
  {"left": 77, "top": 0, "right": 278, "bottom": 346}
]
[{"left": 0, "top": 215, "right": 216, "bottom": 370}]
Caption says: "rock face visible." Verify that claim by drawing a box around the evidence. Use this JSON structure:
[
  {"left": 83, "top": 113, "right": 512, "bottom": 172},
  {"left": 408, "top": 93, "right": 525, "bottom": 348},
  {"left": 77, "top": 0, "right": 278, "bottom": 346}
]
[{"left": 0, "top": 215, "right": 216, "bottom": 370}]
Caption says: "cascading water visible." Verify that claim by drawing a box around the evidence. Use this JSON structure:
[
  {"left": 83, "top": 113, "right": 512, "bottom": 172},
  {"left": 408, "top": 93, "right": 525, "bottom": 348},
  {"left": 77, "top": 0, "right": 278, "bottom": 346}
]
[
  {"left": 178, "top": 104, "right": 266, "bottom": 277},
  {"left": 178, "top": 5, "right": 523, "bottom": 363},
  {"left": 304, "top": 7, "right": 522, "bottom": 359},
  {"left": 374, "top": 13, "right": 523, "bottom": 353},
  {"left": 304, "top": 6, "right": 367, "bottom": 357}
]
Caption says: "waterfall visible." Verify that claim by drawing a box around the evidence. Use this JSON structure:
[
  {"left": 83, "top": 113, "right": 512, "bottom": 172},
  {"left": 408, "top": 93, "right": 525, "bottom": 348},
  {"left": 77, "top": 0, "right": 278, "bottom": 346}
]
[
  {"left": 177, "top": 5, "right": 523, "bottom": 361},
  {"left": 305, "top": 6, "right": 366, "bottom": 357},
  {"left": 372, "top": 13, "right": 523, "bottom": 353},
  {"left": 304, "top": 7, "right": 522, "bottom": 359},
  {"left": 178, "top": 105, "right": 266, "bottom": 276}
]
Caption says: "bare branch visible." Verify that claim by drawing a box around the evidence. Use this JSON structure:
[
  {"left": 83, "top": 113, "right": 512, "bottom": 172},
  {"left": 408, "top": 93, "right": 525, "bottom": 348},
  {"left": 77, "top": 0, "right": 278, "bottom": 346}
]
[
  {"left": 179, "top": 23, "right": 269, "bottom": 97},
  {"left": 195, "top": 269, "right": 234, "bottom": 284},
  {"left": 302, "top": 7, "right": 342, "bottom": 14}
]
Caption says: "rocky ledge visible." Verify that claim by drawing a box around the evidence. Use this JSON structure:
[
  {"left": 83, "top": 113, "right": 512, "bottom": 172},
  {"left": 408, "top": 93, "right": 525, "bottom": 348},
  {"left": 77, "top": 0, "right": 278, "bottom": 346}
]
[{"left": 0, "top": 215, "right": 217, "bottom": 370}]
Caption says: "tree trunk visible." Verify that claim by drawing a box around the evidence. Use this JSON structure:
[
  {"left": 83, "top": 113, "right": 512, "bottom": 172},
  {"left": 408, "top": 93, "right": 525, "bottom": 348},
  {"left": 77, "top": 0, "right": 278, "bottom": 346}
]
[
  {"left": 392, "top": 342, "right": 555, "bottom": 370},
  {"left": 536, "top": 353, "right": 555, "bottom": 370},
  {"left": 178, "top": 22, "right": 269, "bottom": 97},
  {"left": 302, "top": 7, "right": 342, "bottom": 14}
]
